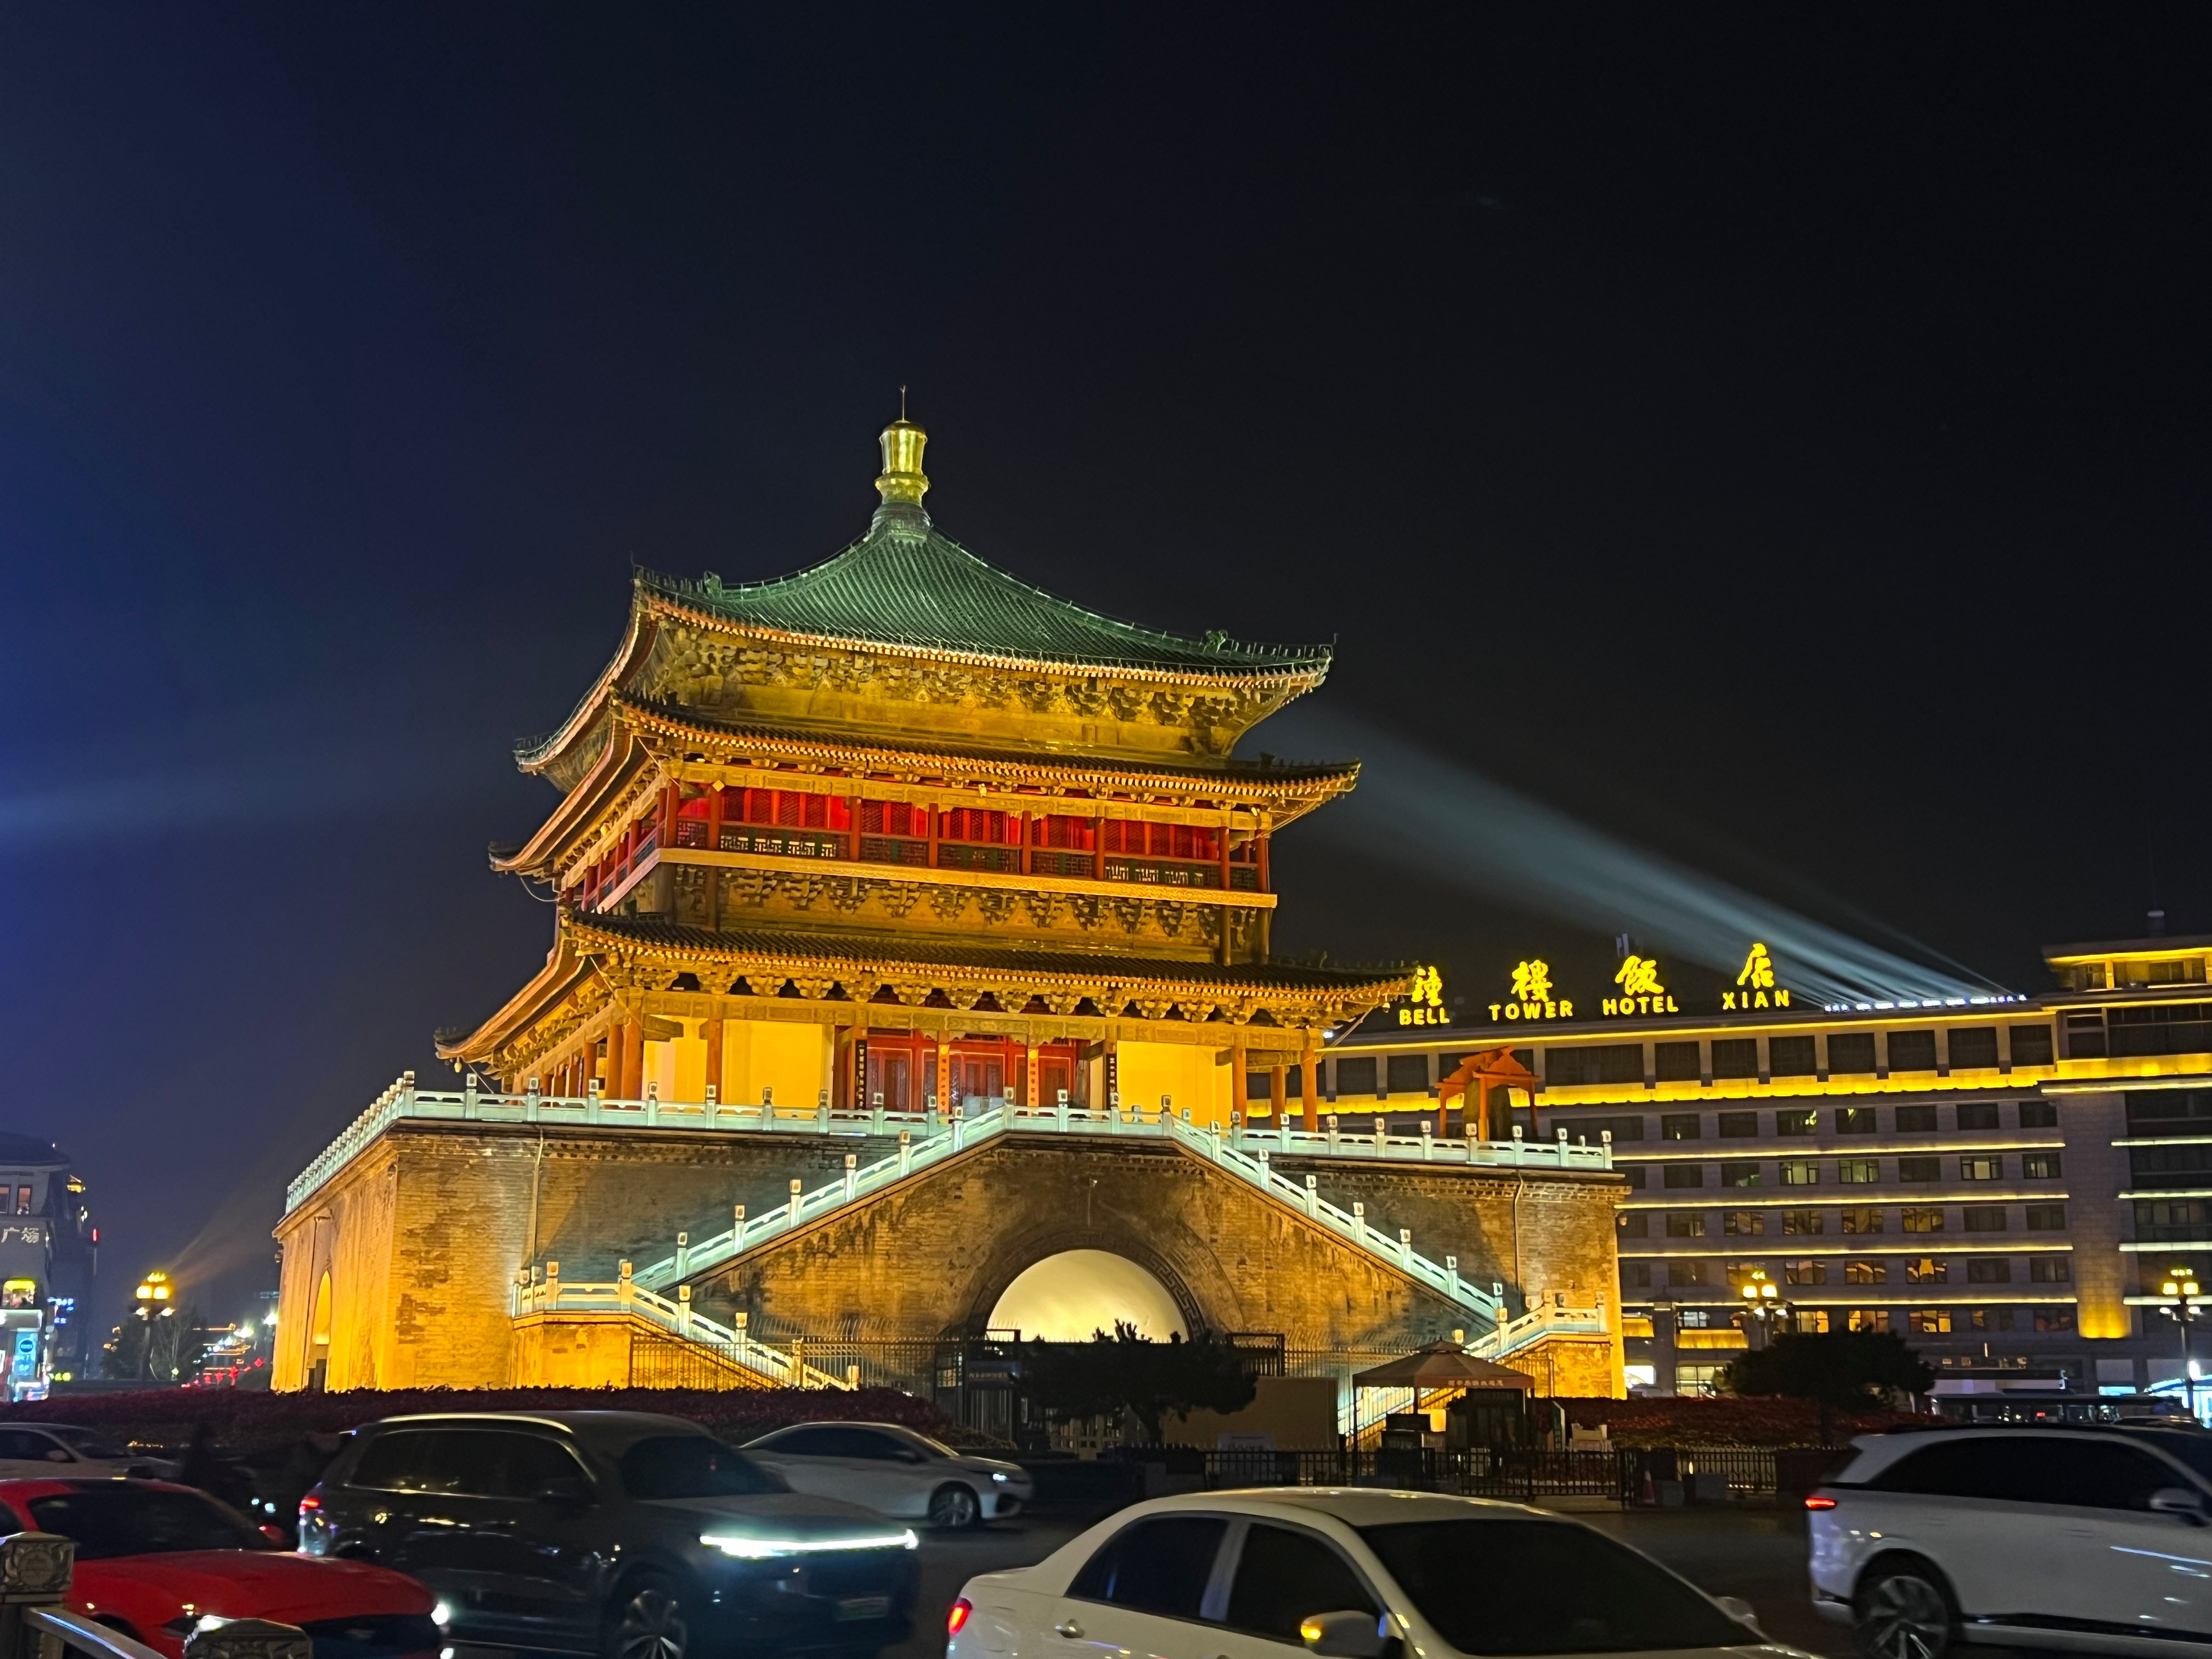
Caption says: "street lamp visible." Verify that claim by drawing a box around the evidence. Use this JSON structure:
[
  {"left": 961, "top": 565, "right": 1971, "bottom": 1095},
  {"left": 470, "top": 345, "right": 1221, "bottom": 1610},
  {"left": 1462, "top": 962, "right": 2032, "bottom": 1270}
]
[
  {"left": 1740, "top": 1271, "right": 1789, "bottom": 1348},
  {"left": 2159, "top": 1267, "right": 2203, "bottom": 1420}
]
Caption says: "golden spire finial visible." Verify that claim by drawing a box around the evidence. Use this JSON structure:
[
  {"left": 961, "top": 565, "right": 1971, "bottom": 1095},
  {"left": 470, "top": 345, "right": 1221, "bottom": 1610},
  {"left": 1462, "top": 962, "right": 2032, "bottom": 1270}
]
[{"left": 876, "top": 391, "right": 928, "bottom": 508}]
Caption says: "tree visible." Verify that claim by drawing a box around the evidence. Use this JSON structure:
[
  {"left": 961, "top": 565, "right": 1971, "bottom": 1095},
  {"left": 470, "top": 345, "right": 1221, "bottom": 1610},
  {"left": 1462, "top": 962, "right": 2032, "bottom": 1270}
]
[
  {"left": 1018, "top": 1322, "right": 1256, "bottom": 1444},
  {"left": 1721, "top": 1329, "right": 1936, "bottom": 1442}
]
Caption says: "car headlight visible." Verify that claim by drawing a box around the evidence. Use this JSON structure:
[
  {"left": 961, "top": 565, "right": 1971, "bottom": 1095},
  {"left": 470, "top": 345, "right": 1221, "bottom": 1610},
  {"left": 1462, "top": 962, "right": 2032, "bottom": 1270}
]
[
  {"left": 700, "top": 1529, "right": 918, "bottom": 1560},
  {"left": 431, "top": 1602, "right": 453, "bottom": 1629},
  {"left": 991, "top": 1471, "right": 1009, "bottom": 1483}
]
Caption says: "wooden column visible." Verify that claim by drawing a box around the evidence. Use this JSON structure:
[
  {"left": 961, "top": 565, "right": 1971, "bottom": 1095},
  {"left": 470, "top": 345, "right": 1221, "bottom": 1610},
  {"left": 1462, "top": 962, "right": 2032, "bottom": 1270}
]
[
  {"left": 704, "top": 1015, "right": 725, "bottom": 1102},
  {"left": 1231, "top": 1042, "right": 1248, "bottom": 1125},
  {"left": 706, "top": 785, "right": 725, "bottom": 852},
  {"left": 1301, "top": 1040, "right": 1320, "bottom": 1131},
  {"left": 1267, "top": 1062, "right": 1287, "bottom": 1122},
  {"left": 602, "top": 1024, "right": 624, "bottom": 1096},
  {"left": 1025, "top": 1042, "right": 1041, "bottom": 1109},
  {"left": 1020, "top": 810, "right": 1032, "bottom": 876},
  {"left": 658, "top": 783, "right": 679, "bottom": 845},
  {"left": 619, "top": 1015, "right": 646, "bottom": 1099},
  {"left": 926, "top": 803, "right": 940, "bottom": 868},
  {"left": 1217, "top": 823, "right": 1232, "bottom": 891},
  {"left": 1256, "top": 832, "right": 1271, "bottom": 893},
  {"left": 1092, "top": 816, "right": 1105, "bottom": 881}
]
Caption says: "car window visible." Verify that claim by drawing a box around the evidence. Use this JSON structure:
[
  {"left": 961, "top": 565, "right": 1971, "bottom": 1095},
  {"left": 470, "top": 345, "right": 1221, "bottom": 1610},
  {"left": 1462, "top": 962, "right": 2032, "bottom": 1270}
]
[
  {"left": 0, "top": 1430, "right": 61, "bottom": 1460},
  {"left": 753, "top": 1427, "right": 840, "bottom": 1457},
  {"left": 1224, "top": 1523, "right": 1378, "bottom": 1643},
  {"left": 1359, "top": 1519, "right": 1743, "bottom": 1655},
  {"left": 499, "top": 1435, "right": 591, "bottom": 1498},
  {"left": 840, "top": 1431, "right": 911, "bottom": 1461},
  {"left": 1068, "top": 1516, "right": 1227, "bottom": 1621},
  {"left": 621, "top": 1436, "right": 787, "bottom": 1498},
  {"left": 1874, "top": 1436, "right": 2177, "bottom": 1509},
  {"left": 47, "top": 1428, "right": 129, "bottom": 1460},
  {"left": 26, "top": 1488, "right": 269, "bottom": 1559},
  {"left": 349, "top": 1430, "right": 516, "bottom": 1496}
]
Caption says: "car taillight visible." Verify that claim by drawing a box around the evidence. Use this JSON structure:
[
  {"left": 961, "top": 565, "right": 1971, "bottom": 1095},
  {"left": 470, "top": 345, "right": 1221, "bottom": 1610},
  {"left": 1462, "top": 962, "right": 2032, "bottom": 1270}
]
[
  {"left": 947, "top": 1598, "right": 972, "bottom": 1636},
  {"left": 299, "top": 1494, "right": 321, "bottom": 1515},
  {"left": 1804, "top": 1494, "right": 1838, "bottom": 1510}
]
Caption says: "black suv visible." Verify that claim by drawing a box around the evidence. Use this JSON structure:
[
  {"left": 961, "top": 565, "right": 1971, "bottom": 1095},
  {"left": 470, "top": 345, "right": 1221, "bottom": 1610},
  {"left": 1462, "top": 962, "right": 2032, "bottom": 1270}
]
[{"left": 298, "top": 1410, "right": 917, "bottom": 1659}]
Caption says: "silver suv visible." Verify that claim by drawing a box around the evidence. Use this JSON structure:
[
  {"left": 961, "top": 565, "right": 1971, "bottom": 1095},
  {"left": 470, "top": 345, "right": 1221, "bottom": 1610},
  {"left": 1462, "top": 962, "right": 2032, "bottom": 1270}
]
[{"left": 1808, "top": 1425, "right": 2212, "bottom": 1657}]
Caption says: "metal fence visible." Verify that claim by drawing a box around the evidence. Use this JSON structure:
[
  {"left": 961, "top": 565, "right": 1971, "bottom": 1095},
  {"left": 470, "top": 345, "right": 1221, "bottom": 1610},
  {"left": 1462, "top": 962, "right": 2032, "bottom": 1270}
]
[{"left": 1138, "top": 1443, "right": 1840, "bottom": 1506}]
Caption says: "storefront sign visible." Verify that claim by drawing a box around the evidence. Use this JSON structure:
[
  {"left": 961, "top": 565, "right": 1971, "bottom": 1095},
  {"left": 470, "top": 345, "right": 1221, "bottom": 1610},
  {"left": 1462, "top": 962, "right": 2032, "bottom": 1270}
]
[
  {"left": 1602, "top": 955, "right": 1680, "bottom": 1017},
  {"left": 1722, "top": 943, "right": 1792, "bottom": 1010},
  {"left": 1396, "top": 964, "right": 1449, "bottom": 1026},
  {"left": 1488, "top": 959, "right": 1574, "bottom": 1023}
]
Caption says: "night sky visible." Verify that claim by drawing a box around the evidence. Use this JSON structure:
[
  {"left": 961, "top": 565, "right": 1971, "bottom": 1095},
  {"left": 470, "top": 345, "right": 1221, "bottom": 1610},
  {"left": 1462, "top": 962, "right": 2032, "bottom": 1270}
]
[{"left": 4, "top": 8, "right": 2207, "bottom": 1324}]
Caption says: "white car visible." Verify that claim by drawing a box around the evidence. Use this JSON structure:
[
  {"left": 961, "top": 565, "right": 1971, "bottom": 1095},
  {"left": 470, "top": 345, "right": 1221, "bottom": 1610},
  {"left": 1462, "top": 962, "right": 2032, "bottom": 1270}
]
[
  {"left": 0, "top": 1424, "right": 172, "bottom": 1481},
  {"left": 742, "top": 1420, "right": 1032, "bottom": 1530},
  {"left": 947, "top": 1487, "right": 1808, "bottom": 1659},
  {"left": 1809, "top": 1424, "right": 2212, "bottom": 1657}
]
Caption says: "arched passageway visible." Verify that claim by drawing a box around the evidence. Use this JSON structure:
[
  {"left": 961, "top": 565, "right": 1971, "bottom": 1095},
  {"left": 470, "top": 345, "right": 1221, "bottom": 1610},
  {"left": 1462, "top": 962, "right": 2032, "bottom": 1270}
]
[{"left": 986, "top": 1248, "right": 1188, "bottom": 1341}]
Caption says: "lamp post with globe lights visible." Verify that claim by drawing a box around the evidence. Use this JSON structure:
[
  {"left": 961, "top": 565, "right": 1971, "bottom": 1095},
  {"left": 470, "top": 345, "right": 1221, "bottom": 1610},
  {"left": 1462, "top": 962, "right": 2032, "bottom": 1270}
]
[
  {"left": 2159, "top": 1268, "right": 2204, "bottom": 1421},
  {"left": 1740, "top": 1270, "right": 1789, "bottom": 1350}
]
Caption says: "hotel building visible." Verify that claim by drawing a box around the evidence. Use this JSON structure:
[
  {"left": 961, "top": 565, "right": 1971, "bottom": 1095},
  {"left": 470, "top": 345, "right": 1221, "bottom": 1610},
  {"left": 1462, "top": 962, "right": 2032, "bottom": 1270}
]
[{"left": 1325, "top": 932, "right": 2212, "bottom": 1398}]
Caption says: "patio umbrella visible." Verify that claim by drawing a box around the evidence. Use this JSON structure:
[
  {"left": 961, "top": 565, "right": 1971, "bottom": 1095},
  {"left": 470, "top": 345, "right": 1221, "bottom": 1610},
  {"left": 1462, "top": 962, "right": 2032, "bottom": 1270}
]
[{"left": 1352, "top": 1342, "right": 1534, "bottom": 1390}]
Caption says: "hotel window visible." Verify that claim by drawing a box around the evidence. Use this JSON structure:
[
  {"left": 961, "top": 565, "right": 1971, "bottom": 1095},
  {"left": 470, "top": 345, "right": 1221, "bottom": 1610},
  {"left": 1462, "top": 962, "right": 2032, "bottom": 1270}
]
[
  {"left": 1780, "top": 1159, "right": 1819, "bottom": 1186},
  {"left": 1622, "top": 1261, "right": 1652, "bottom": 1288},
  {"left": 1949, "top": 1028, "right": 2000, "bottom": 1070},
  {"left": 1724, "top": 1210, "right": 1764, "bottom": 1236},
  {"left": 1719, "top": 1160, "right": 1763, "bottom": 1187},
  {"left": 2023, "top": 1153, "right": 2062, "bottom": 1180},
  {"left": 1335, "top": 1057, "right": 1376, "bottom": 1096},
  {"left": 2010, "top": 1025, "right": 2055, "bottom": 1067},
  {"left": 1770, "top": 1036, "right": 1817, "bottom": 1079},
  {"left": 1910, "top": 1308, "right": 1954, "bottom": 1335},
  {"left": 2018, "top": 1100, "right": 2057, "bottom": 1128},
  {"left": 1960, "top": 1155, "right": 2002, "bottom": 1182},
  {"left": 1654, "top": 1041, "right": 1702, "bottom": 1082},
  {"left": 1906, "top": 1256, "right": 1948, "bottom": 1284},
  {"left": 2034, "top": 1308, "right": 2075, "bottom": 1332},
  {"left": 1971, "top": 1308, "right": 2015, "bottom": 1332},
  {"left": 1838, "top": 1158, "right": 1881, "bottom": 1184},
  {"left": 2121, "top": 957, "right": 2209, "bottom": 988},
  {"left": 1849, "top": 1309, "right": 1891, "bottom": 1333},
  {"left": 1725, "top": 1261, "right": 1764, "bottom": 1288},
  {"left": 1903, "top": 1206, "right": 1946, "bottom": 1232},
  {"left": 1963, "top": 1205, "right": 2008, "bottom": 1232},
  {"left": 1895, "top": 1104, "right": 1937, "bottom": 1133},
  {"left": 1711, "top": 1039, "right": 1760, "bottom": 1080},
  {"left": 1845, "top": 1259, "right": 1887, "bottom": 1284},
  {"left": 1785, "top": 1259, "right": 1826, "bottom": 1285},
  {"left": 1839, "top": 1206, "right": 1883, "bottom": 1234},
  {"left": 1967, "top": 1258, "right": 2011, "bottom": 1283},
  {"left": 1660, "top": 1114, "right": 1701, "bottom": 1141},
  {"left": 1781, "top": 1209, "right": 1824, "bottom": 1235},
  {"left": 12, "top": 1188, "right": 28, "bottom": 1216},
  {"left": 1662, "top": 1164, "right": 1705, "bottom": 1189},
  {"left": 1578, "top": 1115, "right": 1646, "bottom": 1143},
  {"left": 1621, "top": 1166, "right": 1648, "bottom": 1189},
  {"left": 1796, "top": 1310, "right": 1832, "bottom": 1333},
  {"left": 1828, "top": 1032, "right": 1877, "bottom": 1075},
  {"left": 1677, "top": 1310, "right": 1712, "bottom": 1328},
  {"left": 2131, "top": 1200, "right": 2211, "bottom": 1240},
  {"left": 1889, "top": 1030, "right": 1938, "bottom": 1073},
  {"left": 1666, "top": 1212, "right": 1707, "bottom": 1238},
  {"left": 1898, "top": 1156, "right": 1941, "bottom": 1183},
  {"left": 1549, "top": 1044, "right": 1644, "bottom": 1086},
  {"left": 1836, "top": 1108, "right": 1877, "bottom": 1135},
  {"left": 1618, "top": 1212, "right": 1649, "bottom": 1238},
  {"left": 1386, "top": 1055, "right": 1430, "bottom": 1096},
  {"left": 1717, "top": 1111, "right": 1758, "bottom": 1138},
  {"left": 1956, "top": 1102, "right": 1999, "bottom": 1131},
  {"left": 1669, "top": 1261, "right": 1707, "bottom": 1287},
  {"left": 1777, "top": 1109, "right": 1819, "bottom": 1137},
  {"left": 2063, "top": 1013, "right": 2107, "bottom": 1059},
  {"left": 2030, "top": 1256, "right": 2071, "bottom": 1283}
]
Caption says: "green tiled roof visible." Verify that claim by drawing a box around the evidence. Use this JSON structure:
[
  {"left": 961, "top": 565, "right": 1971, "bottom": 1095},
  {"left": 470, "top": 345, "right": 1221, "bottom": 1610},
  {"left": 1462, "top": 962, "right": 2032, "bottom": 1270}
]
[{"left": 642, "top": 507, "right": 1332, "bottom": 678}]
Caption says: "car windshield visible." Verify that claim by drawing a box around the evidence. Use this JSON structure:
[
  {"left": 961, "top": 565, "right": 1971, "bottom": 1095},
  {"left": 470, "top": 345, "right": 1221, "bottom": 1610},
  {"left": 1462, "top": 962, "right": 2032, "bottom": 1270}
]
[
  {"left": 47, "top": 1428, "right": 131, "bottom": 1460},
  {"left": 26, "top": 1488, "right": 270, "bottom": 1559},
  {"left": 1358, "top": 1519, "right": 1745, "bottom": 1655},
  {"left": 620, "top": 1437, "right": 788, "bottom": 1499},
  {"left": 885, "top": 1427, "right": 955, "bottom": 1459},
  {"left": 2132, "top": 1431, "right": 2212, "bottom": 1485}
]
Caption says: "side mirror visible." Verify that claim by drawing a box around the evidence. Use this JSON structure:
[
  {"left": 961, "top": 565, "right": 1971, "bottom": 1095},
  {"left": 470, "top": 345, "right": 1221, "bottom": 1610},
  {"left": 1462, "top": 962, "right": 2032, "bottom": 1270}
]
[
  {"left": 896, "top": 1449, "right": 924, "bottom": 1463},
  {"left": 259, "top": 1525, "right": 288, "bottom": 1547},
  {"left": 533, "top": 1477, "right": 592, "bottom": 1505},
  {"left": 42, "top": 1449, "right": 70, "bottom": 1464},
  {"left": 1715, "top": 1595, "right": 1759, "bottom": 1626},
  {"left": 1300, "top": 1610, "right": 1389, "bottom": 1658},
  {"left": 2151, "top": 1487, "right": 2208, "bottom": 1525}
]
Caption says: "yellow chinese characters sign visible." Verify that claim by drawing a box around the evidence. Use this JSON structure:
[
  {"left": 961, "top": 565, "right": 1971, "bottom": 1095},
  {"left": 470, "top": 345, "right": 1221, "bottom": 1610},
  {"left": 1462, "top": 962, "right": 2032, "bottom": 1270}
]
[
  {"left": 1602, "top": 954, "right": 1679, "bottom": 1017},
  {"left": 1723, "top": 942, "right": 1792, "bottom": 1010},
  {"left": 1488, "top": 959, "right": 1573, "bottom": 1023},
  {"left": 1396, "top": 965, "right": 1449, "bottom": 1027}
]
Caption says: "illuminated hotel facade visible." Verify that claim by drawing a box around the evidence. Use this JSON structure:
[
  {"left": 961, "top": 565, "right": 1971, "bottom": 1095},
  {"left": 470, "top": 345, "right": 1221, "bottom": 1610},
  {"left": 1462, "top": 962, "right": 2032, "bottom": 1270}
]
[{"left": 1328, "top": 933, "right": 2212, "bottom": 1398}]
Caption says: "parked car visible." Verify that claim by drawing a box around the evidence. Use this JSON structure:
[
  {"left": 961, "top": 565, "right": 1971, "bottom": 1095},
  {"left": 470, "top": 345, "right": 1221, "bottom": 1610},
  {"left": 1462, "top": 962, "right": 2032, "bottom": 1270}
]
[
  {"left": 0, "top": 1477, "right": 437, "bottom": 1659},
  {"left": 299, "top": 1409, "right": 917, "bottom": 1659},
  {"left": 0, "top": 1424, "right": 174, "bottom": 1481},
  {"left": 742, "top": 1421, "right": 1030, "bottom": 1529},
  {"left": 1808, "top": 1424, "right": 2212, "bottom": 1657},
  {"left": 946, "top": 1487, "right": 1805, "bottom": 1659}
]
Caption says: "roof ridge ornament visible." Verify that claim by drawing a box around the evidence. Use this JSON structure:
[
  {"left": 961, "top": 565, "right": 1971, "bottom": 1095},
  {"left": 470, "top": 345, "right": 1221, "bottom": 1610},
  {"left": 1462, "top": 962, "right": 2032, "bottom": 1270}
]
[{"left": 874, "top": 396, "right": 929, "bottom": 519}]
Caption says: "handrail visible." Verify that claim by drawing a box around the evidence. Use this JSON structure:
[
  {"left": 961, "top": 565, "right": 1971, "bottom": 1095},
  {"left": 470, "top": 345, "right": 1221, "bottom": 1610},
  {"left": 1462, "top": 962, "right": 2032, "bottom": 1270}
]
[
  {"left": 510, "top": 1275, "right": 850, "bottom": 1390},
  {"left": 27, "top": 1606, "right": 170, "bottom": 1659},
  {"left": 289, "top": 1074, "right": 1613, "bottom": 1213}
]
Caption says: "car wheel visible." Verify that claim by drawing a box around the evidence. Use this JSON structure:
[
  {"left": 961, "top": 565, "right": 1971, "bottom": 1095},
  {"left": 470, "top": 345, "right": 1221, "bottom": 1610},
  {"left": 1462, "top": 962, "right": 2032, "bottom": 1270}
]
[
  {"left": 1854, "top": 1560, "right": 1957, "bottom": 1659},
  {"left": 927, "top": 1482, "right": 981, "bottom": 1529},
  {"left": 604, "top": 1572, "right": 689, "bottom": 1659}
]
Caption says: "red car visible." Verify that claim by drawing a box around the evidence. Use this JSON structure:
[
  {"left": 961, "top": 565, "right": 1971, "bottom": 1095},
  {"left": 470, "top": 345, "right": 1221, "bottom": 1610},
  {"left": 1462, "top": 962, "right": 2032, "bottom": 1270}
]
[{"left": 0, "top": 1480, "right": 439, "bottom": 1659}]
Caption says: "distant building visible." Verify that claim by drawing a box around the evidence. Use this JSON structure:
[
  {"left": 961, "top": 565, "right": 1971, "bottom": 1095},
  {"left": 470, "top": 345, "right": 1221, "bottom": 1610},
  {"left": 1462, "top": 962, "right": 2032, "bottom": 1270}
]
[
  {"left": 1330, "top": 932, "right": 2212, "bottom": 1403},
  {"left": 0, "top": 1135, "right": 95, "bottom": 1397}
]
